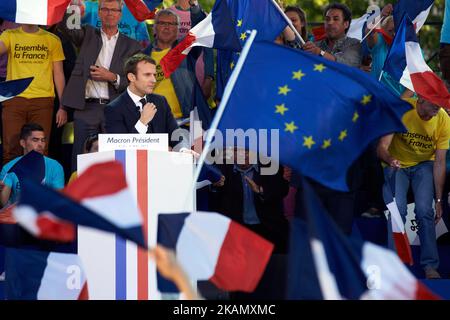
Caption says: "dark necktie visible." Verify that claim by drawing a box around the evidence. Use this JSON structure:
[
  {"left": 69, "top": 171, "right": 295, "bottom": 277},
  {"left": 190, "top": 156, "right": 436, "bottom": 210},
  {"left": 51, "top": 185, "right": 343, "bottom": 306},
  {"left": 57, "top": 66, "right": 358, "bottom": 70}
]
[{"left": 137, "top": 98, "right": 146, "bottom": 113}]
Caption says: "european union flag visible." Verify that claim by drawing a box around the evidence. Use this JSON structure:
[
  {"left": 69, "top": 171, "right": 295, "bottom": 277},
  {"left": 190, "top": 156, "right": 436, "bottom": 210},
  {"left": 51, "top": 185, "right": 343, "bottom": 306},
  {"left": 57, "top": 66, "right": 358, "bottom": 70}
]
[
  {"left": 216, "top": 0, "right": 287, "bottom": 99},
  {"left": 216, "top": 42, "right": 411, "bottom": 191}
]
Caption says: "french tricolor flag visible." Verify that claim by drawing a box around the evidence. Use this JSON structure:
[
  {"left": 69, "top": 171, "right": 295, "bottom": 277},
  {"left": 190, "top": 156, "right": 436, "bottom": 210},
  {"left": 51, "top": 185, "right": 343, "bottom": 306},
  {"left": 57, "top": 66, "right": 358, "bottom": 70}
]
[
  {"left": 0, "top": 0, "right": 70, "bottom": 25},
  {"left": 13, "top": 161, "right": 147, "bottom": 248},
  {"left": 288, "top": 178, "right": 439, "bottom": 300},
  {"left": 383, "top": 171, "right": 413, "bottom": 265},
  {"left": 157, "top": 212, "right": 274, "bottom": 293},
  {"left": 5, "top": 248, "right": 89, "bottom": 300},
  {"left": 160, "top": 0, "right": 241, "bottom": 77},
  {"left": 383, "top": 14, "right": 450, "bottom": 109},
  {"left": 393, "top": 0, "right": 434, "bottom": 33}
]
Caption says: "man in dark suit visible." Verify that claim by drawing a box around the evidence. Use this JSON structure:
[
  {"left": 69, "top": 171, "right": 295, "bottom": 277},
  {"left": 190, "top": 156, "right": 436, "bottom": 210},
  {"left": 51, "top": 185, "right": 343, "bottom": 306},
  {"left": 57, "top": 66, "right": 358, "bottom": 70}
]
[
  {"left": 58, "top": 0, "right": 142, "bottom": 170},
  {"left": 105, "top": 53, "right": 187, "bottom": 151}
]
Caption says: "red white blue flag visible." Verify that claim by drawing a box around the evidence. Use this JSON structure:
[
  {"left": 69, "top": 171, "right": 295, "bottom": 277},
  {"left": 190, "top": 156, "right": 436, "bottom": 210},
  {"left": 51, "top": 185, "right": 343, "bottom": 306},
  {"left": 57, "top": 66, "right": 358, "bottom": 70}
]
[{"left": 0, "top": 0, "right": 70, "bottom": 25}]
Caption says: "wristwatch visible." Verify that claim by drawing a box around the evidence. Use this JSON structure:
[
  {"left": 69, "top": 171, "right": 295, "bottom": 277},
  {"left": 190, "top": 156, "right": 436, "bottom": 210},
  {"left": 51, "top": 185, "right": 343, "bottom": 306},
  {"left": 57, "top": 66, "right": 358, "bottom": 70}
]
[
  {"left": 319, "top": 50, "right": 326, "bottom": 57},
  {"left": 111, "top": 74, "right": 118, "bottom": 85}
]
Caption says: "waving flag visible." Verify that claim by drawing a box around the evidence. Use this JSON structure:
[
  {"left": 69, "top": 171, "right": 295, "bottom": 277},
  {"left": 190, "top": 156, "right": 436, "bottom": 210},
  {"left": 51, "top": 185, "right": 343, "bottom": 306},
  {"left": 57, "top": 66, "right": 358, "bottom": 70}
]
[
  {"left": 0, "top": 0, "right": 70, "bottom": 25},
  {"left": 123, "top": 0, "right": 156, "bottom": 22},
  {"left": 13, "top": 161, "right": 146, "bottom": 247},
  {"left": 216, "top": 0, "right": 288, "bottom": 99},
  {"left": 0, "top": 78, "right": 33, "bottom": 103},
  {"left": 289, "top": 177, "right": 439, "bottom": 300},
  {"left": 160, "top": 0, "right": 241, "bottom": 77},
  {"left": 157, "top": 212, "right": 273, "bottom": 293},
  {"left": 197, "top": 164, "right": 223, "bottom": 189},
  {"left": 216, "top": 41, "right": 410, "bottom": 191},
  {"left": 143, "top": 0, "right": 162, "bottom": 10},
  {"left": 347, "top": 11, "right": 380, "bottom": 41},
  {"left": 6, "top": 150, "right": 45, "bottom": 184},
  {"left": 5, "top": 248, "right": 88, "bottom": 300},
  {"left": 383, "top": 170, "right": 413, "bottom": 265},
  {"left": 393, "top": 0, "right": 434, "bottom": 32},
  {"left": 383, "top": 14, "right": 450, "bottom": 108}
]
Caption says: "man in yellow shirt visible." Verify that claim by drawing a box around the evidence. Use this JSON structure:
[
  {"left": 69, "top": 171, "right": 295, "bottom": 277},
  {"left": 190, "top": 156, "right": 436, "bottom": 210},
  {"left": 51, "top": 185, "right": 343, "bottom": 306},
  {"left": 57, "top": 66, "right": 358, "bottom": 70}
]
[
  {"left": 142, "top": 9, "right": 212, "bottom": 129},
  {"left": 0, "top": 24, "right": 67, "bottom": 164},
  {"left": 377, "top": 96, "right": 450, "bottom": 279}
]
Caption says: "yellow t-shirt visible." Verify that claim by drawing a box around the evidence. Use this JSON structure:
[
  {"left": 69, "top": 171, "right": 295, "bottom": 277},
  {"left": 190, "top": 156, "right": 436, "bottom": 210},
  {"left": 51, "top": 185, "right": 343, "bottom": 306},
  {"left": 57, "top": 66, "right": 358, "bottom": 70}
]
[
  {"left": 389, "top": 98, "right": 450, "bottom": 167},
  {"left": 0, "top": 27, "right": 65, "bottom": 99},
  {"left": 151, "top": 48, "right": 183, "bottom": 119}
]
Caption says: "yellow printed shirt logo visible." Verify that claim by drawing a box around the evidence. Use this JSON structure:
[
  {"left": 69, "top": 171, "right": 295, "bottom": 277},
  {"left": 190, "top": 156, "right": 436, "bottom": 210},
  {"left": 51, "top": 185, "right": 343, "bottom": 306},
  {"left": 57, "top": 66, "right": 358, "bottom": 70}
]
[
  {"left": 400, "top": 132, "right": 433, "bottom": 150},
  {"left": 155, "top": 63, "right": 166, "bottom": 83},
  {"left": 13, "top": 43, "right": 50, "bottom": 62},
  {"left": 389, "top": 105, "right": 450, "bottom": 168}
]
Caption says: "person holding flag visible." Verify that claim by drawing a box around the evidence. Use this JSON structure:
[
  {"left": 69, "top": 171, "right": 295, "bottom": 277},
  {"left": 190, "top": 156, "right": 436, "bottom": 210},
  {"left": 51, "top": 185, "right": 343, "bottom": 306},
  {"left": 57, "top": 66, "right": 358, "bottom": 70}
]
[
  {"left": 377, "top": 96, "right": 450, "bottom": 279},
  {"left": 0, "top": 123, "right": 64, "bottom": 207},
  {"left": 303, "top": 3, "right": 361, "bottom": 68}
]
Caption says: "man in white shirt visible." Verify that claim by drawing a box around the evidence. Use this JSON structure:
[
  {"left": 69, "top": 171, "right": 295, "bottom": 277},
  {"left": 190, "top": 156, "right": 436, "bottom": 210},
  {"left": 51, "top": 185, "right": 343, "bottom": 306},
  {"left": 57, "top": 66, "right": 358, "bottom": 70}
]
[{"left": 58, "top": 0, "right": 141, "bottom": 170}]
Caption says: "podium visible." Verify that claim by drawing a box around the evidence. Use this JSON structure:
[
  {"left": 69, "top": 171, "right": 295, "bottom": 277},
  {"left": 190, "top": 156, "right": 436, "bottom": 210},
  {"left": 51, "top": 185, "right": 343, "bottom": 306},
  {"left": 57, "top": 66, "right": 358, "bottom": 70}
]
[{"left": 77, "top": 149, "right": 195, "bottom": 300}]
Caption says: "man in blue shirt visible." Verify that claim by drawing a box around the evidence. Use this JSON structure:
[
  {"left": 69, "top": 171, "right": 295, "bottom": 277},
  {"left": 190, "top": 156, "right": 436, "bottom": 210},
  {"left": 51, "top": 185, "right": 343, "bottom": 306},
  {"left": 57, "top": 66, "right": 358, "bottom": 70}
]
[{"left": 0, "top": 123, "right": 64, "bottom": 207}]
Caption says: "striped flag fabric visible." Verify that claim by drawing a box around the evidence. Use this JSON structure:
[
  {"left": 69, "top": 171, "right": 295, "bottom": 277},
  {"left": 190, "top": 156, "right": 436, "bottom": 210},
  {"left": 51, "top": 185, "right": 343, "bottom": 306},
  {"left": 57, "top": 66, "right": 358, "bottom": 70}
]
[
  {"left": 13, "top": 161, "right": 146, "bottom": 247},
  {"left": 383, "top": 170, "right": 414, "bottom": 265},
  {"left": 160, "top": 0, "right": 241, "bottom": 77},
  {"left": 5, "top": 248, "right": 88, "bottom": 300},
  {"left": 0, "top": 78, "right": 33, "bottom": 103},
  {"left": 289, "top": 177, "right": 439, "bottom": 300},
  {"left": 157, "top": 212, "right": 274, "bottom": 293},
  {"left": 383, "top": 14, "right": 450, "bottom": 109},
  {"left": 123, "top": 0, "right": 157, "bottom": 22},
  {"left": 393, "top": 0, "right": 434, "bottom": 32},
  {"left": 0, "top": 0, "right": 70, "bottom": 25},
  {"left": 347, "top": 11, "right": 379, "bottom": 41}
]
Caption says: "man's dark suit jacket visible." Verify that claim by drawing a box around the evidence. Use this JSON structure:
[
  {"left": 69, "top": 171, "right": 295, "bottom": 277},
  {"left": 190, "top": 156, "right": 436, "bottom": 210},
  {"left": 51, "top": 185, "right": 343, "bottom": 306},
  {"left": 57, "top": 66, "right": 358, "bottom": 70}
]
[
  {"left": 58, "top": 19, "right": 142, "bottom": 110},
  {"left": 104, "top": 90, "right": 185, "bottom": 149}
]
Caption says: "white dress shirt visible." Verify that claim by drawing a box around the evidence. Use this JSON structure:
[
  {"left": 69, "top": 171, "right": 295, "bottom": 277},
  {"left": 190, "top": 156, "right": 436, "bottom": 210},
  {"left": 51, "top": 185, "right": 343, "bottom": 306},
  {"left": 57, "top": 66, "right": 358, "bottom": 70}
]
[
  {"left": 127, "top": 87, "right": 148, "bottom": 134},
  {"left": 85, "top": 29, "right": 120, "bottom": 99}
]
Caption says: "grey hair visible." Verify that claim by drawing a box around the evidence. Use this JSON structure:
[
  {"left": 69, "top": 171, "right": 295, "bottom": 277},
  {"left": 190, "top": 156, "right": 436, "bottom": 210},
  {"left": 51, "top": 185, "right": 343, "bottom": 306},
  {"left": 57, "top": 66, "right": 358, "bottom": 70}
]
[
  {"left": 155, "top": 9, "right": 180, "bottom": 26},
  {"left": 98, "top": 0, "right": 124, "bottom": 9}
]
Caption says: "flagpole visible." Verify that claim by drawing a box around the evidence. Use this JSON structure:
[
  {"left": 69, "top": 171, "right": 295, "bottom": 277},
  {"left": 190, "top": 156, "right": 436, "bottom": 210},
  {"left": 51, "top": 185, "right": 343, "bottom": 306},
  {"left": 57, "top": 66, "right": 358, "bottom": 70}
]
[
  {"left": 270, "top": 0, "right": 306, "bottom": 45},
  {"left": 191, "top": 30, "right": 258, "bottom": 191},
  {"left": 360, "top": 16, "right": 385, "bottom": 43}
]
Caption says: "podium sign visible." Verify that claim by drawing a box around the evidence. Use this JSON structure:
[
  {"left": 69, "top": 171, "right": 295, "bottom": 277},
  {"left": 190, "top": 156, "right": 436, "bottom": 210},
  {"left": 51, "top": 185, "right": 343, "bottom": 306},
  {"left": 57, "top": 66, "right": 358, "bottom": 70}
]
[
  {"left": 98, "top": 134, "right": 169, "bottom": 152},
  {"left": 77, "top": 150, "right": 194, "bottom": 300}
]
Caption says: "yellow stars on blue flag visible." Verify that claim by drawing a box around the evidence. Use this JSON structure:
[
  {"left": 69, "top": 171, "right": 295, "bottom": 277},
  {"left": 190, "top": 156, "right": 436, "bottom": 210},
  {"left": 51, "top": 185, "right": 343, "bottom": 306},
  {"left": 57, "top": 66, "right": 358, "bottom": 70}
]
[
  {"left": 313, "top": 64, "right": 326, "bottom": 72},
  {"left": 352, "top": 111, "right": 359, "bottom": 123},
  {"left": 275, "top": 103, "right": 288, "bottom": 115},
  {"left": 361, "top": 94, "right": 372, "bottom": 105},
  {"left": 285, "top": 121, "right": 298, "bottom": 133},
  {"left": 338, "top": 130, "right": 348, "bottom": 141},
  {"left": 278, "top": 85, "right": 291, "bottom": 96},
  {"left": 292, "top": 69, "right": 306, "bottom": 81},
  {"left": 303, "top": 136, "right": 315, "bottom": 149},
  {"left": 237, "top": 19, "right": 242, "bottom": 27},
  {"left": 240, "top": 32, "right": 248, "bottom": 41},
  {"left": 321, "top": 139, "right": 332, "bottom": 149},
  {"left": 230, "top": 61, "right": 235, "bottom": 70}
]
